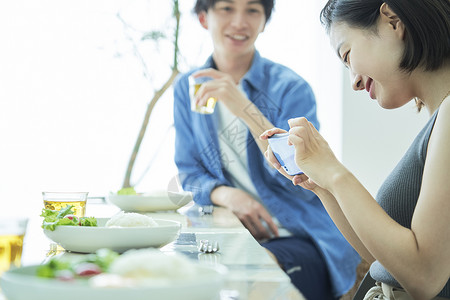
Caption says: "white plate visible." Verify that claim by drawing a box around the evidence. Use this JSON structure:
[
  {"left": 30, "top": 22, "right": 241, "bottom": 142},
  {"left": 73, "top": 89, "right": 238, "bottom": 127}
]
[
  {"left": 0, "top": 264, "right": 226, "bottom": 300},
  {"left": 108, "top": 191, "right": 193, "bottom": 212},
  {"left": 43, "top": 219, "right": 181, "bottom": 253}
]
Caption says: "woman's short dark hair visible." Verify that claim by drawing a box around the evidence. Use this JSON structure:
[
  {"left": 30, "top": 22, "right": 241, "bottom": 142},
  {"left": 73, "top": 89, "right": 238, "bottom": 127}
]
[
  {"left": 194, "top": 0, "right": 275, "bottom": 23},
  {"left": 320, "top": 0, "right": 450, "bottom": 73}
]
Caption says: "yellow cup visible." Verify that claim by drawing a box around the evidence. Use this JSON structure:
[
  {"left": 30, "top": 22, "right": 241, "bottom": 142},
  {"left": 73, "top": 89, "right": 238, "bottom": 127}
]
[
  {"left": 189, "top": 76, "right": 217, "bottom": 114},
  {"left": 0, "top": 217, "right": 28, "bottom": 275},
  {"left": 42, "top": 191, "right": 88, "bottom": 218}
]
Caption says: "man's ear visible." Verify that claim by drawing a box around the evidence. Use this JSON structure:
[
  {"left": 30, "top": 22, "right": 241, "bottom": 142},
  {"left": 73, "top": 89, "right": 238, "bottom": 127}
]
[
  {"left": 198, "top": 11, "right": 208, "bottom": 30},
  {"left": 380, "top": 3, "right": 405, "bottom": 39}
]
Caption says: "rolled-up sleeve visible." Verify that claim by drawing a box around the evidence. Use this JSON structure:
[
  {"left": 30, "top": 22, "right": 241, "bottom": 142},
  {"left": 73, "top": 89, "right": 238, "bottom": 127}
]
[{"left": 173, "top": 74, "right": 229, "bottom": 205}]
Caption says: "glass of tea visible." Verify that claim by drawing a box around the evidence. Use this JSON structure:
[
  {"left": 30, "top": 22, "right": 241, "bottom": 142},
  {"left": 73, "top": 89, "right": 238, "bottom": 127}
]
[
  {"left": 0, "top": 217, "right": 28, "bottom": 276},
  {"left": 189, "top": 75, "right": 217, "bottom": 114},
  {"left": 42, "top": 191, "right": 89, "bottom": 218}
]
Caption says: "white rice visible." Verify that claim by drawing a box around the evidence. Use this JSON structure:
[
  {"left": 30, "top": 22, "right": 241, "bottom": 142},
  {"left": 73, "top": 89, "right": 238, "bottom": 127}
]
[
  {"left": 110, "top": 249, "right": 197, "bottom": 278},
  {"left": 105, "top": 211, "right": 158, "bottom": 228}
]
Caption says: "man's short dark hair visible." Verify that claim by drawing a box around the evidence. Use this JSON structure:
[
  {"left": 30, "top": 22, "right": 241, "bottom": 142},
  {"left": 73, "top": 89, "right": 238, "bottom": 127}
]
[{"left": 194, "top": 0, "right": 275, "bottom": 23}]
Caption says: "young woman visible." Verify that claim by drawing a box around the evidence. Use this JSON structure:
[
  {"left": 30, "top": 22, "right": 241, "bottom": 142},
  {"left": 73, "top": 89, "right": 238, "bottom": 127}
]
[
  {"left": 262, "top": 0, "right": 450, "bottom": 299},
  {"left": 173, "top": 0, "right": 360, "bottom": 299}
]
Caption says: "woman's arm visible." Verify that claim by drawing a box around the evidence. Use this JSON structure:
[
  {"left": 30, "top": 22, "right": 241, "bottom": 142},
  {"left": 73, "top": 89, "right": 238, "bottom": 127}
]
[
  {"left": 288, "top": 115, "right": 450, "bottom": 299},
  {"left": 260, "top": 128, "right": 374, "bottom": 262},
  {"left": 312, "top": 185, "right": 375, "bottom": 263}
]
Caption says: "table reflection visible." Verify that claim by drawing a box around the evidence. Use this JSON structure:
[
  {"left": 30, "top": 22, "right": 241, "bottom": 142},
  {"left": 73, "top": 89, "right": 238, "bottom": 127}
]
[{"left": 2, "top": 201, "right": 305, "bottom": 300}]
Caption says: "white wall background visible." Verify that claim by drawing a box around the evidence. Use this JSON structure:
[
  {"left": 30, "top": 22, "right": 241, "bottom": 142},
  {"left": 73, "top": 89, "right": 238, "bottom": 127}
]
[
  {"left": 0, "top": 0, "right": 428, "bottom": 217},
  {"left": 341, "top": 71, "right": 428, "bottom": 196}
]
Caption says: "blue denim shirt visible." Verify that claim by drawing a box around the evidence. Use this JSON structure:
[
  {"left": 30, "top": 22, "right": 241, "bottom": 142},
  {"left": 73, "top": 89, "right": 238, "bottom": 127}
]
[{"left": 173, "top": 51, "right": 360, "bottom": 297}]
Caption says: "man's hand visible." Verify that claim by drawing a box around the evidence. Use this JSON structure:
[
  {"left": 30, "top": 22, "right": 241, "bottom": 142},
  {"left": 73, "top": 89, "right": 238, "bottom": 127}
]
[
  {"left": 211, "top": 186, "right": 279, "bottom": 241},
  {"left": 193, "top": 68, "right": 276, "bottom": 154},
  {"left": 191, "top": 68, "right": 251, "bottom": 117}
]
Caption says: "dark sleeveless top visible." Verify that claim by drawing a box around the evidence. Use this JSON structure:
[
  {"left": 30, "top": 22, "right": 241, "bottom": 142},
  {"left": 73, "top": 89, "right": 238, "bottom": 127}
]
[{"left": 370, "top": 108, "right": 450, "bottom": 298}]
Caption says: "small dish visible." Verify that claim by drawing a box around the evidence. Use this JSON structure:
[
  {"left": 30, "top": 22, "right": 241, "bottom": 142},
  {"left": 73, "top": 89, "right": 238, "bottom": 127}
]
[
  {"left": 43, "top": 218, "right": 181, "bottom": 253},
  {"left": 0, "top": 264, "right": 226, "bottom": 300},
  {"left": 108, "top": 190, "right": 193, "bottom": 212}
]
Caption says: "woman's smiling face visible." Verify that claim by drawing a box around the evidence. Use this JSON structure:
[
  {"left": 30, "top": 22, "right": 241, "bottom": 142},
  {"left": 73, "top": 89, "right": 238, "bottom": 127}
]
[{"left": 329, "top": 5, "right": 415, "bottom": 109}]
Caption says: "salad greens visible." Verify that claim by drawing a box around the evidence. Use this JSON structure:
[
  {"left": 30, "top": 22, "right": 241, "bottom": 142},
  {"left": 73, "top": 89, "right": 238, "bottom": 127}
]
[
  {"left": 117, "top": 187, "right": 137, "bottom": 195},
  {"left": 37, "top": 248, "right": 119, "bottom": 280},
  {"left": 41, "top": 205, "right": 97, "bottom": 231}
]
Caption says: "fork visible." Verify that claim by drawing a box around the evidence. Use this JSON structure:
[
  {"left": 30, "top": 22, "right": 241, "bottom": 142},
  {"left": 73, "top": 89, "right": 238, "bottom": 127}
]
[{"left": 198, "top": 239, "right": 220, "bottom": 253}]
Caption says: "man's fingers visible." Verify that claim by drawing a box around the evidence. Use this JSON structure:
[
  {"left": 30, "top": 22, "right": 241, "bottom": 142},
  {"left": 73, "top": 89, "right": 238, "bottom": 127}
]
[
  {"left": 240, "top": 213, "right": 272, "bottom": 241},
  {"left": 192, "top": 68, "right": 224, "bottom": 80},
  {"left": 259, "top": 211, "right": 279, "bottom": 237}
]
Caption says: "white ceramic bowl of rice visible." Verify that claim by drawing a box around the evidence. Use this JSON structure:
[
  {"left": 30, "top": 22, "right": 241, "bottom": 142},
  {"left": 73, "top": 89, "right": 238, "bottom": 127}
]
[
  {"left": 44, "top": 212, "right": 181, "bottom": 253},
  {"left": 1, "top": 249, "right": 227, "bottom": 300}
]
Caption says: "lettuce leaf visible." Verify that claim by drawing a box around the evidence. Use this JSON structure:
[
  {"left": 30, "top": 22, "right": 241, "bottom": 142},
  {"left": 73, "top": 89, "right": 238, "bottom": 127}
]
[
  {"left": 117, "top": 187, "right": 137, "bottom": 195},
  {"left": 36, "top": 258, "right": 72, "bottom": 278},
  {"left": 36, "top": 248, "right": 119, "bottom": 279},
  {"left": 80, "top": 217, "right": 97, "bottom": 227},
  {"left": 85, "top": 248, "right": 119, "bottom": 271},
  {"left": 41, "top": 206, "right": 98, "bottom": 231}
]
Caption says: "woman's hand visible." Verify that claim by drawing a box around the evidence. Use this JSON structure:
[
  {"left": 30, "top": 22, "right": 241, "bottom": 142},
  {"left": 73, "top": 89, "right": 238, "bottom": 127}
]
[
  {"left": 260, "top": 127, "right": 318, "bottom": 191},
  {"left": 260, "top": 127, "right": 287, "bottom": 163},
  {"left": 261, "top": 119, "right": 342, "bottom": 192},
  {"left": 287, "top": 117, "right": 343, "bottom": 191},
  {"left": 260, "top": 127, "right": 287, "bottom": 169},
  {"left": 192, "top": 68, "right": 251, "bottom": 117}
]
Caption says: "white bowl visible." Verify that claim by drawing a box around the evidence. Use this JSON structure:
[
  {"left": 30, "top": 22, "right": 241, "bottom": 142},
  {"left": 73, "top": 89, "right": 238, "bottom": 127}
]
[
  {"left": 0, "top": 264, "right": 226, "bottom": 300},
  {"left": 43, "top": 218, "right": 181, "bottom": 253},
  {"left": 108, "top": 190, "right": 193, "bottom": 212}
]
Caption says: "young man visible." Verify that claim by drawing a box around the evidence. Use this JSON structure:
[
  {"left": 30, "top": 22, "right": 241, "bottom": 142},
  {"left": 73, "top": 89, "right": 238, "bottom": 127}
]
[{"left": 173, "top": 1, "right": 360, "bottom": 299}]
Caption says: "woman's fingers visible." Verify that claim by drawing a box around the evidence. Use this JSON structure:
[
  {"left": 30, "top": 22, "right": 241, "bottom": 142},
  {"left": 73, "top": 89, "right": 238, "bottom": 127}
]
[
  {"left": 292, "top": 173, "right": 309, "bottom": 186},
  {"left": 263, "top": 146, "right": 294, "bottom": 179},
  {"left": 308, "top": 120, "right": 321, "bottom": 137},
  {"left": 287, "top": 117, "right": 308, "bottom": 128},
  {"left": 288, "top": 117, "right": 319, "bottom": 152},
  {"left": 264, "top": 146, "right": 281, "bottom": 168},
  {"left": 259, "top": 128, "right": 287, "bottom": 140},
  {"left": 288, "top": 126, "right": 309, "bottom": 155}
]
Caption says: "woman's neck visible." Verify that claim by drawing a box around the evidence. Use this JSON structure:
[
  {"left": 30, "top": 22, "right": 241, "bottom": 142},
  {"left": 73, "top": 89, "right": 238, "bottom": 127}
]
[
  {"left": 412, "top": 62, "right": 450, "bottom": 115},
  {"left": 212, "top": 50, "right": 255, "bottom": 83}
]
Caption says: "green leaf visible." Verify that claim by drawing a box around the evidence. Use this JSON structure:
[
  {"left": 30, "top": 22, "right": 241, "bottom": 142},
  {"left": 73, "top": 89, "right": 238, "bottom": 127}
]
[
  {"left": 117, "top": 187, "right": 137, "bottom": 195},
  {"left": 41, "top": 206, "right": 97, "bottom": 231},
  {"left": 36, "top": 258, "right": 72, "bottom": 278},
  {"left": 79, "top": 217, "right": 97, "bottom": 227},
  {"left": 42, "top": 217, "right": 77, "bottom": 231},
  {"left": 40, "top": 208, "right": 58, "bottom": 220},
  {"left": 90, "top": 248, "right": 119, "bottom": 271},
  {"left": 56, "top": 205, "right": 75, "bottom": 218},
  {"left": 36, "top": 264, "right": 55, "bottom": 278},
  {"left": 36, "top": 249, "right": 120, "bottom": 278}
]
